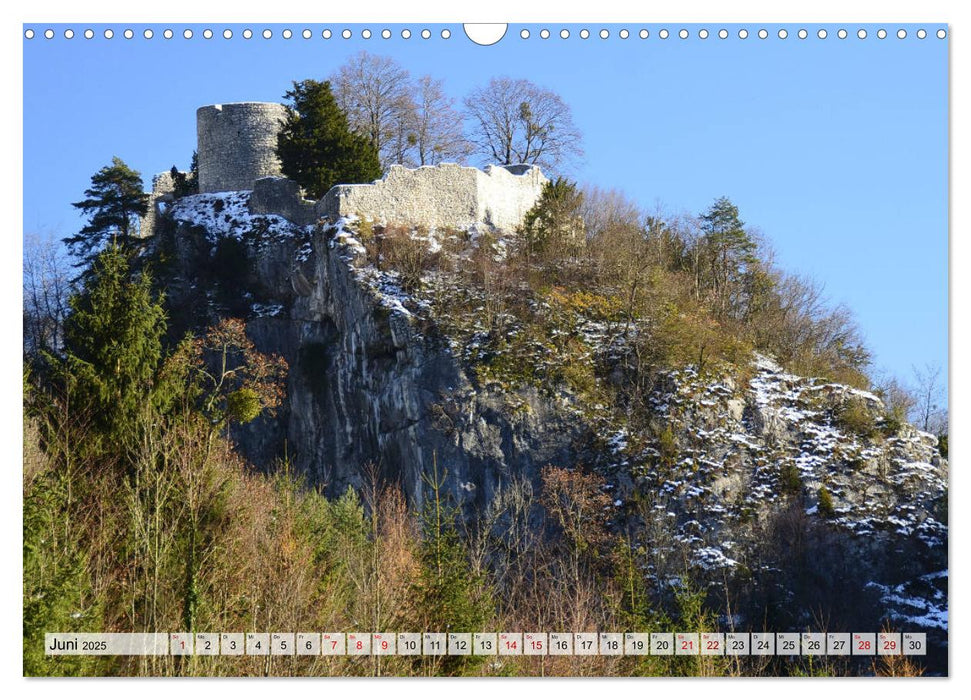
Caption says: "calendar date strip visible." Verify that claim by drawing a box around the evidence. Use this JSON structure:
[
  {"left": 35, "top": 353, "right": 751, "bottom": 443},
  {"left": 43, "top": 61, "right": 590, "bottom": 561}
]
[{"left": 45, "top": 631, "right": 927, "bottom": 656}]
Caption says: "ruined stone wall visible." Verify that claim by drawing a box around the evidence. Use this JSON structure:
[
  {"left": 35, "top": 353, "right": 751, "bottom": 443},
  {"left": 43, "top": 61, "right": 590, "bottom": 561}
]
[
  {"left": 139, "top": 170, "right": 178, "bottom": 238},
  {"left": 249, "top": 177, "right": 318, "bottom": 227},
  {"left": 197, "top": 102, "right": 288, "bottom": 193},
  {"left": 474, "top": 164, "right": 549, "bottom": 231},
  {"left": 317, "top": 163, "right": 547, "bottom": 232}
]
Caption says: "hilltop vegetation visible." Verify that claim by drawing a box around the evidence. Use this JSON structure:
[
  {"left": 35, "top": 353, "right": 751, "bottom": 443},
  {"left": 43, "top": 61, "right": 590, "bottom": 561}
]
[{"left": 363, "top": 183, "right": 875, "bottom": 399}]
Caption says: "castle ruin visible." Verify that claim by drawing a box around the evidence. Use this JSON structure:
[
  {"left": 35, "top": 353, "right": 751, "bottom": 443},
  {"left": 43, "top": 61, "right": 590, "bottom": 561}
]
[
  {"left": 196, "top": 102, "right": 289, "bottom": 193},
  {"left": 144, "top": 101, "right": 547, "bottom": 234}
]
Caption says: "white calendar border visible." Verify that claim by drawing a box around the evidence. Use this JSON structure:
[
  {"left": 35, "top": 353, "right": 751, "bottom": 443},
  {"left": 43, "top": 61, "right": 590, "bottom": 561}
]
[{"left": 5, "top": 1, "right": 962, "bottom": 699}]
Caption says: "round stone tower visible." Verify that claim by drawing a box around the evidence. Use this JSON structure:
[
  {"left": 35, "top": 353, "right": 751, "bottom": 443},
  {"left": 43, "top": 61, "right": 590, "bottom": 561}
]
[{"left": 196, "top": 102, "right": 289, "bottom": 193}]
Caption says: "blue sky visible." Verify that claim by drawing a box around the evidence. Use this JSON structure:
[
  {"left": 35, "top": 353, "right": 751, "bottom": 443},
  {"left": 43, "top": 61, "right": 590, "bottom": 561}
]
[{"left": 23, "top": 23, "right": 948, "bottom": 388}]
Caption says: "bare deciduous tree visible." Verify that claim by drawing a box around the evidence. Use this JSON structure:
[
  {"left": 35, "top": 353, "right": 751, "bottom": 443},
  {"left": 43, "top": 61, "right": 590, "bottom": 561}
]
[
  {"left": 912, "top": 363, "right": 947, "bottom": 434},
  {"left": 331, "top": 51, "right": 414, "bottom": 169},
  {"left": 411, "top": 75, "right": 470, "bottom": 166},
  {"left": 580, "top": 185, "right": 642, "bottom": 239},
  {"left": 385, "top": 91, "right": 418, "bottom": 168},
  {"left": 876, "top": 375, "right": 916, "bottom": 421},
  {"left": 23, "top": 232, "right": 72, "bottom": 356},
  {"left": 463, "top": 77, "right": 583, "bottom": 171}
]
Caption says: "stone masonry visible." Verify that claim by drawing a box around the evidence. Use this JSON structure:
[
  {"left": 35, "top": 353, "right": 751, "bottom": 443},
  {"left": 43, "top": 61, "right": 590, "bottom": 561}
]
[
  {"left": 317, "top": 162, "right": 548, "bottom": 231},
  {"left": 197, "top": 102, "right": 288, "bottom": 193},
  {"left": 140, "top": 170, "right": 178, "bottom": 238},
  {"left": 249, "top": 177, "right": 318, "bottom": 227}
]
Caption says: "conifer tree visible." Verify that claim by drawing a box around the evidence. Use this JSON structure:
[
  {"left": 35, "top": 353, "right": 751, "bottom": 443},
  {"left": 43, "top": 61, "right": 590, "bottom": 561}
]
[
  {"left": 61, "top": 244, "right": 166, "bottom": 442},
  {"left": 276, "top": 79, "right": 383, "bottom": 199},
  {"left": 170, "top": 151, "right": 199, "bottom": 198},
  {"left": 519, "top": 177, "right": 585, "bottom": 259},
  {"left": 412, "top": 456, "right": 492, "bottom": 673},
  {"left": 698, "top": 196, "right": 757, "bottom": 315},
  {"left": 64, "top": 157, "right": 150, "bottom": 266}
]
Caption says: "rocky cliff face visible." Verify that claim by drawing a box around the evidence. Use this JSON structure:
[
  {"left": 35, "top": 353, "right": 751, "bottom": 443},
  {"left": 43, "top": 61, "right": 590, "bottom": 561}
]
[
  {"left": 159, "top": 191, "right": 588, "bottom": 516},
  {"left": 283, "top": 220, "right": 590, "bottom": 514},
  {"left": 601, "top": 356, "right": 946, "bottom": 636},
  {"left": 155, "top": 190, "right": 947, "bottom": 654}
]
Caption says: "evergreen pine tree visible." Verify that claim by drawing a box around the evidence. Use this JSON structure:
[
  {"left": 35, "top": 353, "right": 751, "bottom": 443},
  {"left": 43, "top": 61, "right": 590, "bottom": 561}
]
[
  {"left": 170, "top": 151, "right": 199, "bottom": 198},
  {"left": 276, "top": 79, "right": 383, "bottom": 199},
  {"left": 64, "top": 157, "right": 150, "bottom": 266},
  {"left": 518, "top": 177, "right": 585, "bottom": 260},
  {"left": 698, "top": 197, "right": 757, "bottom": 300},
  {"left": 699, "top": 197, "right": 753, "bottom": 255},
  {"left": 411, "top": 456, "right": 491, "bottom": 673},
  {"left": 61, "top": 244, "right": 166, "bottom": 442}
]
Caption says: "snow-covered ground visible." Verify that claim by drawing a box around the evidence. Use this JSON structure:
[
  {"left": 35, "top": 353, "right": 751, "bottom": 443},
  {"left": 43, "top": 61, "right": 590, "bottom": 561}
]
[{"left": 170, "top": 191, "right": 310, "bottom": 245}]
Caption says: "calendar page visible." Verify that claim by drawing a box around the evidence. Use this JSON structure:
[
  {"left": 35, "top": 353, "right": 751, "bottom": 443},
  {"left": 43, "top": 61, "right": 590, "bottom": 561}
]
[{"left": 21, "top": 11, "right": 949, "bottom": 680}]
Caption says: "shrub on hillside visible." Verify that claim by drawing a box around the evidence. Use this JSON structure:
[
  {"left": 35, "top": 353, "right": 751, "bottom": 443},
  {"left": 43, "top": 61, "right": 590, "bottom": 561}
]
[
  {"left": 834, "top": 398, "right": 878, "bottom": 439},
  {"left": 817, "top": 486, "right": 836, "bottom": 518}
]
